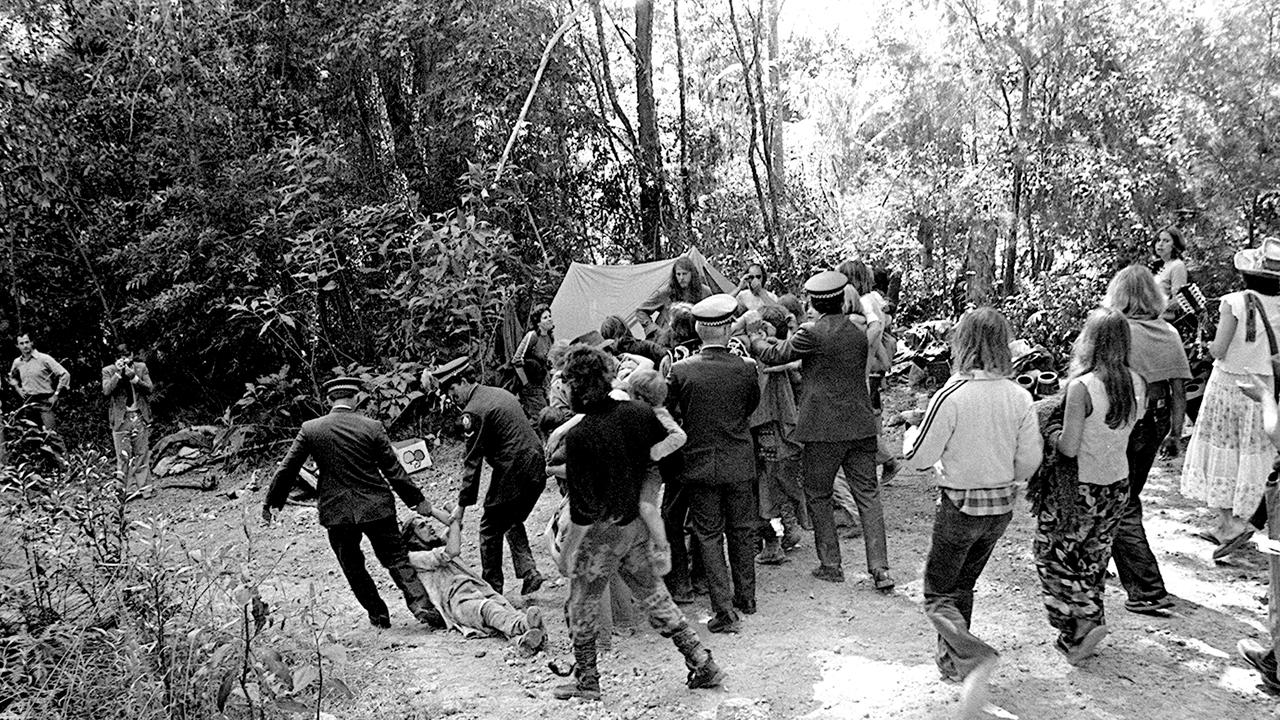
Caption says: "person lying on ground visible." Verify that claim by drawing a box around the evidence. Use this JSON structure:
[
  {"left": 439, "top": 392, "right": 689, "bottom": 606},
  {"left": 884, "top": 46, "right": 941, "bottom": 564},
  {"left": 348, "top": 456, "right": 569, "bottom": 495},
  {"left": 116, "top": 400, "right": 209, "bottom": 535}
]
[{"left": 407, "top": 503, "right": 548, "bottom": 656}]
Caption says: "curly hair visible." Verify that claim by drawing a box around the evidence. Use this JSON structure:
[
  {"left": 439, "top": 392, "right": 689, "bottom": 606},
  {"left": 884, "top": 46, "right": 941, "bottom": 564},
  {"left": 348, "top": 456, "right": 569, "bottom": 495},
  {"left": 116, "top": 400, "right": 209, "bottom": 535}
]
[{"left": 562, "top": 344, "right": 615, "bottom": 412}]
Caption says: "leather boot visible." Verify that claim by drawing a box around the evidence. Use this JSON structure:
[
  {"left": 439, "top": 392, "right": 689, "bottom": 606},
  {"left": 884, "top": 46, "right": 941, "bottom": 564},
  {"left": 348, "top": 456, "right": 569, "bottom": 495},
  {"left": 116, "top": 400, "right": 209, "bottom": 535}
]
[
  {"left": 668, "top": 622, "right": 724, "bottom": 689},
  {"left": 553, "top": 637, "right": 602, "bottom": 701}
]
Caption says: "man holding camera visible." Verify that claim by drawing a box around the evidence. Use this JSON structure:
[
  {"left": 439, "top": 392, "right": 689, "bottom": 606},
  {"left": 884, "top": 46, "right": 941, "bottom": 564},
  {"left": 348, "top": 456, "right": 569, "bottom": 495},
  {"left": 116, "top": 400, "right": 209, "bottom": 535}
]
[{"left": 102, "top": 344, "right": 155, "bottom": 499}]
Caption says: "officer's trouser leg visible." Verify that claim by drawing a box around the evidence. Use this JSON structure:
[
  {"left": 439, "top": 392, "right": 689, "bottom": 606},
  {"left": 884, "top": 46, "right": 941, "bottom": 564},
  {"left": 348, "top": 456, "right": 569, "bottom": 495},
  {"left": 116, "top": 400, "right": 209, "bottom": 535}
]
[
  {"left": 364, "top": 516, "right": 438, "bottom": 622},
  {"left": 327, "top": 523, "right": 390, "bottom": 621}
]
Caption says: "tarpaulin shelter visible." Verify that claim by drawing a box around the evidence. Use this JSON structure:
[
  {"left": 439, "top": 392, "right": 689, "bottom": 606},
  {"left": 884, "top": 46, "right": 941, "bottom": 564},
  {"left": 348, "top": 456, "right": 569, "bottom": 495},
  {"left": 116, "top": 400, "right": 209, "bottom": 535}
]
[{"left": 549, "top": 247, "right": 735, "bottom": 342}]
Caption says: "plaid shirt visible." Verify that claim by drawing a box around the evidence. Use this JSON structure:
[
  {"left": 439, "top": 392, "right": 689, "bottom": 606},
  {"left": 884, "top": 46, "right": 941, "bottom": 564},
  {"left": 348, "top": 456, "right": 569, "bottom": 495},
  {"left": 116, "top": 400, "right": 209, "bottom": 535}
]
[{"left": 942, "top": 485, "right": 1017, "bottom": 516}]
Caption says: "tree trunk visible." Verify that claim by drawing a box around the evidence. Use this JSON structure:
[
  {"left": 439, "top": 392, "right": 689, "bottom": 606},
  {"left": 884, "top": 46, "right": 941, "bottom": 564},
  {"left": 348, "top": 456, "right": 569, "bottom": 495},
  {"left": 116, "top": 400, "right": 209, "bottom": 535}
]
[
  {"left": 728, "top": 0, "right": 775, "bottom": 248},
  {"left": 592, "top": 0, "right": 637, "bottom": 149},
  {"left": 353, "top": 58, "right": 411, "bottom": 206},
  {"left": 673, "top": 0, "right": 693, "bottom": 242},
  {"left": 967, "top": 219, "right": 997, "bottom": 307},
  {"left": 635, "top": 0, "right": 663, "bottom": 259},
  {"left": 1003, "top": 64, "right": 1032, "bottom": 296},
  {"left": 765, "top": 0, "right": 786, "bottom": 254}
]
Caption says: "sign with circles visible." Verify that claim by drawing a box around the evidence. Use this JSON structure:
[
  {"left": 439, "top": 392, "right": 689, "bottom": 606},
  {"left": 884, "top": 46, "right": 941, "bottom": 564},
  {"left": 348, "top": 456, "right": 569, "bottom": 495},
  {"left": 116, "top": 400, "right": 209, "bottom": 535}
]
[{"left": 392, "top": 438, "right": 433, "bottom": 474}]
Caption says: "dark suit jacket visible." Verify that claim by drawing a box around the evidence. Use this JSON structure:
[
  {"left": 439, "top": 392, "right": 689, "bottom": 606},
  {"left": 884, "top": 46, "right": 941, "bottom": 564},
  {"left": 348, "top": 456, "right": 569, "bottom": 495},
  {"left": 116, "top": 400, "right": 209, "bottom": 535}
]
[
  {"left": 457, "top": 384, "right": 545, "bottom": 508},
  {"left": 666, "top": 346, "right": 760, "bottom": 486},
  {"left": 752, "top": 313, "right": 876, "bottom": 443},
  {"left": 266, "top": 406, "right": 423, "bottom": 526}
]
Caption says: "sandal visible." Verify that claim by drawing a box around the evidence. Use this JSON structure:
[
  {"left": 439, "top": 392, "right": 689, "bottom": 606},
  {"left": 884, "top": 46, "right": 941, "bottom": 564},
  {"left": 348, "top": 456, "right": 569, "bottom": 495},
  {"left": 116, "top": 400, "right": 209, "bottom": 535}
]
[
  {"left": 1213, "top": 528, "right": 1256, "bottom": 560},
  {"left": 1191, "top": 530, "right": 1220, "bottom": 545}
]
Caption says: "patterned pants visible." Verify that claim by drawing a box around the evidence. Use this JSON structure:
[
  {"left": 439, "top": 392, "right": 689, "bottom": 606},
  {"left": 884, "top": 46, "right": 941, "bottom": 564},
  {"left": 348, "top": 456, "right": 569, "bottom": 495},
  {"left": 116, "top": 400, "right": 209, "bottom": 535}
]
[
  {"left": 567, "top": 519, "right": 689, "bottom": 641},
  {"left": 1033, "top": 480, "right": 1129, "bottom": 638}
]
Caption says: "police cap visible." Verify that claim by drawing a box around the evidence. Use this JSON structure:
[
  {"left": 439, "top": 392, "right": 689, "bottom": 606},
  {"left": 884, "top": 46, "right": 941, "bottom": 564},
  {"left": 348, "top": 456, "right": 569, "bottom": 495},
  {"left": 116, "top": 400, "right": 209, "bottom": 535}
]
[
  {"left": 804, "top": 270, "right": 848, "bottom": 300},
  {"left": 691, "top": 294, "right": 738, "bottom": 327},
  {"left": 322, "top": 376, "right": 364, "bottom": 396},
  {"left": 427, "top": 356, "right": 471, "bottom": 388}
]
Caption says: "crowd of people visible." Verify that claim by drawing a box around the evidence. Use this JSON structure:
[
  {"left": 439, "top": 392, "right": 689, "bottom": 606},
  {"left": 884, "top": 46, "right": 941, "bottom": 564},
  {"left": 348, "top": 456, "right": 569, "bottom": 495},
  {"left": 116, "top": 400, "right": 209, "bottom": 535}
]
[{"left": 259, "top": 230, "right": 1280, "bottom": 715}]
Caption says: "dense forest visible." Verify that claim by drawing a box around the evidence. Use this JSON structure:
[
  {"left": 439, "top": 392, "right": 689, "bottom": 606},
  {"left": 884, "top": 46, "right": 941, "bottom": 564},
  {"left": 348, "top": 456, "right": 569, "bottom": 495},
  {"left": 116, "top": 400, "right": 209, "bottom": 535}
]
[{"left": 2, "top": 0, "right": 1278, "bottom": 443}]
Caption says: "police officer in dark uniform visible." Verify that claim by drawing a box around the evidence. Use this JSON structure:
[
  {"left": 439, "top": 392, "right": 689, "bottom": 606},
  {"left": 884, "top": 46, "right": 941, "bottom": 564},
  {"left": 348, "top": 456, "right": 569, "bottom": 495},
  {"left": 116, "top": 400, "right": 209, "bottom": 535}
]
[
  {"left": 667, "top": 294, "right": 761, "bottom": 633},
  {"left": 749, "top": 270, "right": 894, "bottom": 590},
  {"left": 263, "top": 376, "right": 443, "bottom": 629},
  {"left": 426, "top": 358, "right": 547, "bottom": 595}
]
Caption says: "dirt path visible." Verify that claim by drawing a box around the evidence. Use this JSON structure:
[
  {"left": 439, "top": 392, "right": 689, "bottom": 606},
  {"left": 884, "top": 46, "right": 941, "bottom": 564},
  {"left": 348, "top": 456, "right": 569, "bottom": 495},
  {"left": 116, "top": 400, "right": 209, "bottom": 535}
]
[{"left": 142, "top": 386, "right": 1280, "bottom": 719}]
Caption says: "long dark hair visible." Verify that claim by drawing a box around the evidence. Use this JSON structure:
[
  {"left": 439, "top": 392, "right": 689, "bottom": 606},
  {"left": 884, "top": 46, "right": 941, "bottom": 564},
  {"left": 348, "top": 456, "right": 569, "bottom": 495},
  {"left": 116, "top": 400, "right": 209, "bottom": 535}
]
[
  {"left": 562, "top": 345, "right": 615, "bottom": 412},
  {"left": 528, "top": 303, "right": 553, "bottom": 337},
  {"left": 669, "top": 256, "right": 703, "bottom": 303},
  {"left": 1069, "top": 308, "right": 1136, "bottom": 429}
]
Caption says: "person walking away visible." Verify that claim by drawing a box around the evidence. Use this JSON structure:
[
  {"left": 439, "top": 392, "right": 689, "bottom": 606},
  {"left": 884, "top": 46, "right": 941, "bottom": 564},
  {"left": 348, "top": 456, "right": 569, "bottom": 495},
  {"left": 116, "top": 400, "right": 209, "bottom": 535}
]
[
  {"left": 1181, "top": 237, "right": 1280, "bottom": 557},
  {"left": 512, "top": 303, "right": 555, "bottom": 423},
  {"left": 1234, "top": 374, "right": 1280, "bottom": 691},
  {"left": 407, "top": 503, "right": 547, "bottom": 654},
  {"left": 901, "top": 308, "right": 1041, "bottom": 716},
  {"left": 9, "top": 332, "right": 70, "bottom": 456},
  {"left": 262, "top": 376, "right": 443, "bottom": 629},
  {"left": 748, "top": 270, "right": 895, "bottom": 590},
  {"left": 424, "top": 357, "right": 547, "bottom": 595},
  {"left": 667, "top": 294, "right": 762, "bottom": 633},
  {"left": 1102, "top": 265, "right": 1190, "bottom": 613},
  {"left": 102, "top": 343, "right": 155, "bottom": 499},
  {"left": 1036, "top": 309, "right": 1144, "bottom": 664},
  {"left": 554, "top": 345, "right": 724, "bottom": 700}
]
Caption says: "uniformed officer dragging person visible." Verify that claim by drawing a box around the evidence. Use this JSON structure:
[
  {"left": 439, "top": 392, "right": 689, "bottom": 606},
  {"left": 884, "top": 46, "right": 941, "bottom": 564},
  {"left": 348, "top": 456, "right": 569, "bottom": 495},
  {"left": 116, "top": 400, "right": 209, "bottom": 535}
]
[
  {"left": 263, "top": 376, "right": 444, "bottom": 629},
  {"left": 424, "top": 357, "right": 548, "bottom": 596}
]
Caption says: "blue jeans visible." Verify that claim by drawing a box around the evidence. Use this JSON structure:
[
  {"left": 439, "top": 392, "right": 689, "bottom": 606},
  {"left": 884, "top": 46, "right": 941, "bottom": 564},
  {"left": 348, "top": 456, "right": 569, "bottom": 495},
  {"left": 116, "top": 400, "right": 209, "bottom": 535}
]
[{"left": 923, "top": 493, "right": 1011, "bottom": 680}]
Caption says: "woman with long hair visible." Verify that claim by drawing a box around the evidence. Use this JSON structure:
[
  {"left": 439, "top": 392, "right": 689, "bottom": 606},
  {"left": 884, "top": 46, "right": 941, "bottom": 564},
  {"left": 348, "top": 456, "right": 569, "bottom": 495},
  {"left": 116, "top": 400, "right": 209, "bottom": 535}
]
[
  {"left": 1036, "top": 308, "right": 1144, "bottom": 665},
  {"left": 513, "top": 303, "right": 555, "bottom": 421},
  {"left": 902, "top": 308, "right": 1041, "bottom": 708},
  {"left": 1102, "top": 265, "right": 1190, "bottom": 614},
  {"left": 636, "top": 256, "right": 713, "bottom": 337},
  {"left": 1182, "top": 237, "right": 1280, "bottom": 557},
  {"left": 1153, "top": 225, "right": 1188, "bottom": 320}
]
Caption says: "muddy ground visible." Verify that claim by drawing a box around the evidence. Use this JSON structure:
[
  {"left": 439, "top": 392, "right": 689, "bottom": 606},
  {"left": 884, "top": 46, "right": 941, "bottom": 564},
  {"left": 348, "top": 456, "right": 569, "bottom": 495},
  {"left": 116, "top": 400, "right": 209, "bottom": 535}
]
[{"left": 136, "top": 384, "right": 1280, "bottom": 720}]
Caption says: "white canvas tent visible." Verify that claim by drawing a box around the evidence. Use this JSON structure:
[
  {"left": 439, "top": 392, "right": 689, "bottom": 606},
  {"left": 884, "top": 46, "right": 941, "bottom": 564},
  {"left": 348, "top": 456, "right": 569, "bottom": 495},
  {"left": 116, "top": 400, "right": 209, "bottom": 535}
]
[{"left": 549, "top": 247, "right": 735, "bottom": 342}]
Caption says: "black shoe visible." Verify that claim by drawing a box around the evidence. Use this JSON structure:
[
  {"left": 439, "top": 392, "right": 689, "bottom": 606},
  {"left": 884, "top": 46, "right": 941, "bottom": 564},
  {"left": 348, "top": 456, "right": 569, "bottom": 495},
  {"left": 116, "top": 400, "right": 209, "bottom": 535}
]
[
  {"left": 811, "top": 565, "right": 845, "bottom": 583},
  {"left": 417, "top": 607, "right": 447, "bottom": 629},
  {"left": 670, "top": 590, "right": 696, "bottom": 605},
  {"left": 1124, "top": 596, "right": 1175, "bottom": 615},
  {"left": 780, "top": 531, "right": 803, "bottom": 552},
  {"left": 880, "top": 459, "right": 901, "bottom": 485},
  {"left": 369, "top": 614, "right": 391, "bottom": 629},
  {"left": 686, "top": 651, "right": 726, "bottom": 689},
  {"left": 706, "top": 612, "right": 742, "bottom": 634},
  {"left": 522, "top": 572, "right": 545, "bottom": 596}
]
